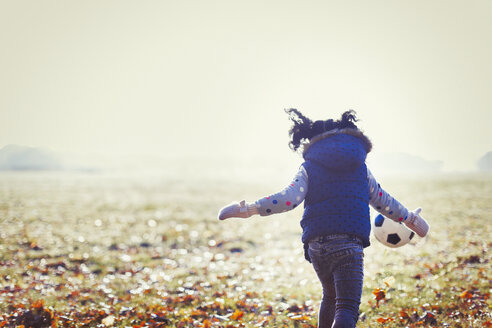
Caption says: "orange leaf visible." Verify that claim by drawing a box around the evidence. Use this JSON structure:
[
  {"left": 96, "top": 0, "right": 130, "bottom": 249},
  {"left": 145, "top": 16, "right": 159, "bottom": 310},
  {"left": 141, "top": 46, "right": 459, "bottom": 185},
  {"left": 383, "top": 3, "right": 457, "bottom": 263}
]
[
  {"left": 231, "top": 309, "right": 244, "bottom": 321},
  {"left": 32, "top": 299, "right": 45, "bottom": 309},
  {"left": 372, "top": 288, "right": 386, "bottom": 307},
  {"left": 372, "top": 288, "right": 386, "bottom": 300},
  {"left": 376, "top": 317, "right": 393, "bottom": 323},
  {"left": 399, "top": 310, "right": 409, "bottom": 321},
  {"left": 290, "top": 314, "right": 311, "bottom": 321},
  {"left": 460, "top": 290, "right": 473, "bottom": 299},
  {"left": 191, "top": 309, "right": 207, "bottom": 318}
]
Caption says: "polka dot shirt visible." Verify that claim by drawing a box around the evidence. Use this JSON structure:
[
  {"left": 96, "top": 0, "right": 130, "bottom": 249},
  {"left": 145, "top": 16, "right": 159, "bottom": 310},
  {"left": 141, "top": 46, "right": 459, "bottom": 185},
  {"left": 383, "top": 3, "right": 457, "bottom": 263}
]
[{"left": 254, "top": 167, "right": 409, "bottom": 223}]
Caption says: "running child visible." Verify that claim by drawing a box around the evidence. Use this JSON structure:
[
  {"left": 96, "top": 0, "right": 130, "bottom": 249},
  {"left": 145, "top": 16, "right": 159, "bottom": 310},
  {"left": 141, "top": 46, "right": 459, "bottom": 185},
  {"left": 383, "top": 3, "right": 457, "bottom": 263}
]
[{"left": 218, "top": 109, "right": 429, "bottom": 328}]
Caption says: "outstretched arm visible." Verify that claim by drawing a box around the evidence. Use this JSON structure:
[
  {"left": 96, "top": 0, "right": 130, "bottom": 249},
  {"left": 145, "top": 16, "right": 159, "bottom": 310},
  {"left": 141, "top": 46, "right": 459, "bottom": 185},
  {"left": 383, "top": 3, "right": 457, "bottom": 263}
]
[
  {"left": 255, "top": 166, "right": 308, "bottom": 216},
  {"left": 367, "top": 169, "right": 409, "bottom": 222},
  {"left": 367, "top": 169, "right": 429, "bottom": 237},
  {"left": 218, "top": 166, "right": 308, "bottom": 220}
]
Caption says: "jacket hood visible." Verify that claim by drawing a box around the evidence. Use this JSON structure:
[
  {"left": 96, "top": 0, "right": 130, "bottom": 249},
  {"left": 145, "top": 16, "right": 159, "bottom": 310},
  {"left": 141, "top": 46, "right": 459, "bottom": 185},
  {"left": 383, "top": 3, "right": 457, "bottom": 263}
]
[{"left": 302, "top": 128, "right": 372, "bottom": 170}]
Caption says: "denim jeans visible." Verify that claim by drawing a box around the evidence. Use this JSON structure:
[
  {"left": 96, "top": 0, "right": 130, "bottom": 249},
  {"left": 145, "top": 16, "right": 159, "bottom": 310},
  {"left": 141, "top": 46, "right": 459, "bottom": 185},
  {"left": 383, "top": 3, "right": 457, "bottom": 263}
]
[{"left": 308, "top": 235, "right": 364, "bottom": 328}]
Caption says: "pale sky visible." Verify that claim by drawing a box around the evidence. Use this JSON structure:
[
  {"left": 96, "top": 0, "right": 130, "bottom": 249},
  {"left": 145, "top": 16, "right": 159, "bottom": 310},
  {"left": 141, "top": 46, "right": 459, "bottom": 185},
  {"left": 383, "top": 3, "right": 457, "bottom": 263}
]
[{"left": 1, "top": 0, "right": 491, "bottom": 172}]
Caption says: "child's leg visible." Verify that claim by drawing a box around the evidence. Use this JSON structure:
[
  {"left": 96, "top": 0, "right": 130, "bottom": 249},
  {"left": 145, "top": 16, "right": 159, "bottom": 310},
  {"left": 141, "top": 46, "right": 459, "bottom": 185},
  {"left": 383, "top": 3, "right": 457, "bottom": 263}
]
[
  {"left": 308, "top": 242, "right": 337, "bottom": 327},
  {"left": 331, "top": 253, "right": 364, "bottom": 328},
  {"left": 311, "top": 264, "right": 336, "bottom": 326},
  {"left": 308, "top": 237, "right": 364, "bottom": 328}
]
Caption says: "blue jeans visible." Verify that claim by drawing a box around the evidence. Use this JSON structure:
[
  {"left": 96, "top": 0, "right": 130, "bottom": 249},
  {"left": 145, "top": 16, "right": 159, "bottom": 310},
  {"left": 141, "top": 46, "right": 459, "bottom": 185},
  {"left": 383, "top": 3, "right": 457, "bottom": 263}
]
[{"left": 308, "top": 235, "right": 364, "bottom": 328}]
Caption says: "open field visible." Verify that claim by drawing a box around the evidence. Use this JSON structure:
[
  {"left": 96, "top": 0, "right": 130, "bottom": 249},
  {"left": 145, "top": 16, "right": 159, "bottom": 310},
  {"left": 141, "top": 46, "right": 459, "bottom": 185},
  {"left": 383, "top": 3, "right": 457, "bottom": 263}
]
[{"left": 0, "top": 171, "right": 491, "bottom": 327}]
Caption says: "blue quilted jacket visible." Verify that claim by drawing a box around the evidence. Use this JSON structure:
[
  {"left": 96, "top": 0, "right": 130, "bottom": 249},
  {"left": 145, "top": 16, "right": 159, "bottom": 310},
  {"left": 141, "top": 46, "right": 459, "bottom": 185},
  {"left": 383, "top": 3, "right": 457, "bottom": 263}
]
[{"left": 301, "top": 129, "right": 372, "bottom": 247}]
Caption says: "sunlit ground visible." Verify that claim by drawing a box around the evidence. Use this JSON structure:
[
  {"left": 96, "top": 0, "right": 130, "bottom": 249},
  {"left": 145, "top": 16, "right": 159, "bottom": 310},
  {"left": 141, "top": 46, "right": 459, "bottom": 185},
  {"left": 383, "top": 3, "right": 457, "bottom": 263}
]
[{"left": 0, "top": 170, "right": 491, "bottom": 327}]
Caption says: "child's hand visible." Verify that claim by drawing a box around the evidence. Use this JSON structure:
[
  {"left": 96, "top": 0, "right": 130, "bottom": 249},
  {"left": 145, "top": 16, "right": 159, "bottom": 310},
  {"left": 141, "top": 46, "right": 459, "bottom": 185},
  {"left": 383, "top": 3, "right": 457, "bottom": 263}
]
[
  {"left": 218, "top": 200, "right": 256, "bottom": 220},
  {"left": 404, "top": 208, "right": 430, "bottom": 237}
]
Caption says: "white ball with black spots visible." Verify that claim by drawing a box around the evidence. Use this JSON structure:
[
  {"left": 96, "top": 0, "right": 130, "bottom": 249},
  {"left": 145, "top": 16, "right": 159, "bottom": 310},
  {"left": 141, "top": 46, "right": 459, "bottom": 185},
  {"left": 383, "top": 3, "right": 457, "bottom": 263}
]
[{"left": 373, "top": 214, "right": 415, "bottom": 248}]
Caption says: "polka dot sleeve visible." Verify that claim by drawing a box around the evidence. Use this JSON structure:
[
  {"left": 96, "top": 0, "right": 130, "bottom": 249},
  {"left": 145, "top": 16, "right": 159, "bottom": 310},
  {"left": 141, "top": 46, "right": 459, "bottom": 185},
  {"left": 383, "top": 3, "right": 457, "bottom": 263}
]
[
  {"left": 367, "top": 169, "right": 410, "bottom": 223},
  {"left": 255, "top": 166, "right": 308, "bottom": 216}
]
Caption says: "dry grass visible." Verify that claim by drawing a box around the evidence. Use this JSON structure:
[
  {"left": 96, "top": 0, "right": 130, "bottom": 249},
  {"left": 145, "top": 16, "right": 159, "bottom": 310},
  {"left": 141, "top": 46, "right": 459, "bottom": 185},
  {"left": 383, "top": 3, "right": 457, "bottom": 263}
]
[{"left": 0, "top": 171, "right": 490, "bottom": 327}]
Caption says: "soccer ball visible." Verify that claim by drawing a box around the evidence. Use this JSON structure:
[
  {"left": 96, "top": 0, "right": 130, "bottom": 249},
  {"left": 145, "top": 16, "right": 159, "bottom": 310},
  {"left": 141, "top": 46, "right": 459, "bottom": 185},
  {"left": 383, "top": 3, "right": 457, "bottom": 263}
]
[{"left": 373, "top": 214, "right": 415, "bottom": 248}]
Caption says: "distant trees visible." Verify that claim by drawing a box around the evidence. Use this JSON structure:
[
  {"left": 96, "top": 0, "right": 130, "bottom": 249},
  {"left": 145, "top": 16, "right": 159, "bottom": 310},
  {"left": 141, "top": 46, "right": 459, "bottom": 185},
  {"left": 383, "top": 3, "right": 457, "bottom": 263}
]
[
  {"left": 367, "top": 152, "right": 442, "bottom": 176},
  {"left": 0, "top": 145, "right": 62, "bottom": 171}
]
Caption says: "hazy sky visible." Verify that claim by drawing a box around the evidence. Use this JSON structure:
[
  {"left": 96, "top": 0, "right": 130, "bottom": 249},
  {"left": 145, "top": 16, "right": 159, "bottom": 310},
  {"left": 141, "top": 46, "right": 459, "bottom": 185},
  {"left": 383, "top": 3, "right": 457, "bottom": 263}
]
[{"left": 1, "top": 0, "right": 491, "bottom": 171}]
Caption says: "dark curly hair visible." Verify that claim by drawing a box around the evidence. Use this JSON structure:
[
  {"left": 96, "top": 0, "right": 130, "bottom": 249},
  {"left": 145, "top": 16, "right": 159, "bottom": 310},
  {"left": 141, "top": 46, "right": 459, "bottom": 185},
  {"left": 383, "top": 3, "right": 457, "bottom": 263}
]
[{"left": 285, "top": 108, "right": 359, "bottom": 151}]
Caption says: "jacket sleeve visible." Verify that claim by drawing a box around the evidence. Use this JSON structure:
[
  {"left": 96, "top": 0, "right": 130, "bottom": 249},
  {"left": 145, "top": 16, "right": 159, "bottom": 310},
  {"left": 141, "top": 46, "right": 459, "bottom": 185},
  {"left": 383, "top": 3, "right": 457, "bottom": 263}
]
[
  {"left": 367, "top": 169, "right": 409, "bottom": 222},
  {"left": 254, "top": 166, "right": 308, "bottom": 216}
]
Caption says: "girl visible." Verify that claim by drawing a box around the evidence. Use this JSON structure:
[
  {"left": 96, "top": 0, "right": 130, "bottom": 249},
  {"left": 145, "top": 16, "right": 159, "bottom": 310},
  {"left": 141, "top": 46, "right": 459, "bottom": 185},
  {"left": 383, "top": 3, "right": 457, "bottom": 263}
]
[{"left": 218, "top": 109, "right": 429, "bottom": 328}]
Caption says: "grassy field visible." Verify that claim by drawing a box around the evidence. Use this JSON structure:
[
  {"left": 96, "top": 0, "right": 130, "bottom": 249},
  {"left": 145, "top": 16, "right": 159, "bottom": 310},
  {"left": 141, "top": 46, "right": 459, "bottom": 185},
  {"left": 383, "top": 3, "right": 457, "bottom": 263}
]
[{"left": 0, "top": 171, "right": 491, "bottom": 327}]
